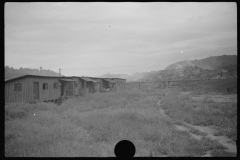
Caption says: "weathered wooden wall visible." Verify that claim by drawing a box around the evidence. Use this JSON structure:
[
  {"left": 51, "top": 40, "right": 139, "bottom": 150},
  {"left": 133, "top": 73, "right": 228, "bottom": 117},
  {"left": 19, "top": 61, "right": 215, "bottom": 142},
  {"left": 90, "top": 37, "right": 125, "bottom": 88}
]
[
  {"left": 98, "top": 79, "right": 103, "bottom": 89},
  {"left": 5, "top": 76, "right": 127, "bottom": 103},
  {"left": 5, "top": 77, "right": 61, "bottom": 103},
  {"left": 89, "top": 78, "right": 103, "bottom": 90},
  {"left": 72, "top": 77, "right": 82, "bottom": 96},
  {"left": 31, "top": 77, "right": 61, "bottom": 102},
  {"left": 5, "top": 77, "right": 31, "bottom": 103},
  {"left": 78, "top": 78, "right": 87, "bottom": 95},
  {"left": 61, "top": 81, "right": 75, "bottom": 96},
  {"left": 112, "top": 79, "right": 126, "bottom": 91},
  {"left": 87, "top": 81, "right": 95, "bottom": 93}
]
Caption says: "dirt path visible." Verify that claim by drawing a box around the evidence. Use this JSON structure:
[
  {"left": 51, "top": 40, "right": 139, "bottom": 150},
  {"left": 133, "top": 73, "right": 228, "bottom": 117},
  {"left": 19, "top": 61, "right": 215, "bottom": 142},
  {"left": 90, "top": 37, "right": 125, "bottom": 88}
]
[
  {"left": 157, "top": 98, "right": 237, "bottom": 157},
  {"left": 181, "top": 121, "right": 237, "bottom": 154}
]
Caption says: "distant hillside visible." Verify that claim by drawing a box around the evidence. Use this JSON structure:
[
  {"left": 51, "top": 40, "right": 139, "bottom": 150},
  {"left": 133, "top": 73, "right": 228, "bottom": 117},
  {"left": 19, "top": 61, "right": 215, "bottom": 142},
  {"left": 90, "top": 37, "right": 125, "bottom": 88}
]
[
  {"left": 165, "top": 60, "right": 195, "bottom": 70},
  {"left": 140, "top": 55, "right": 237, "bottom": 82},
  {"left": 165, "top": 55, "right": 237, "bottom": 71},
  {"left": 5, "top": 66, "right": 60, "bottom": 80},
  {"left": 140, "top": 66, "right": 237, "bottom": 82},
  {"left": 99, "top": 55, "right": 237, "bottom": 82}
]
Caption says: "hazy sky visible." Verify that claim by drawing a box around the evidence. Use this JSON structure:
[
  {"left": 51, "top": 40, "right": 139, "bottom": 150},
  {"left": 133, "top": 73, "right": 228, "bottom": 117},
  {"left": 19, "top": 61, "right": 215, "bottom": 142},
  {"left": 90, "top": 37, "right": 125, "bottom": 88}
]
[{"left": 5, "top": 2, "right": 237, "bottom": 77}]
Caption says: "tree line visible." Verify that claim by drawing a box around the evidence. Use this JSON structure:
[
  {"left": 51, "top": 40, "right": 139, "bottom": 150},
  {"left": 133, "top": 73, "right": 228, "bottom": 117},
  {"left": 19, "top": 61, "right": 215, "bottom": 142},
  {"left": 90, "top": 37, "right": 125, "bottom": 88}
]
[{"left": 5, "top": 66, "right": 60, "bottom": 80}]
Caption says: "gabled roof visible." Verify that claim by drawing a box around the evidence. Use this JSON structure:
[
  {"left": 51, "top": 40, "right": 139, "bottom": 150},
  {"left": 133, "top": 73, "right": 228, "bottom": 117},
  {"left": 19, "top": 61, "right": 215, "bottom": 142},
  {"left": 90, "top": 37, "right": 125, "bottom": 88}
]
[
  {"left": 5, "top": 75, "right": 28, "bottom": 82},
  {"left": 71, "top": 76, "right": 124, "bottom": 82},
  {"left": 84, "top": 76, "right": 126, "bottom": 80},
  {"left": 104, "top": 78, "right": 126, "bottom": 80},
  {"left": 5, "top": 75, "right": 126, "bottom": 83},
  {"left": 5, "top": 74, "right": 63, "bottom": 83}
]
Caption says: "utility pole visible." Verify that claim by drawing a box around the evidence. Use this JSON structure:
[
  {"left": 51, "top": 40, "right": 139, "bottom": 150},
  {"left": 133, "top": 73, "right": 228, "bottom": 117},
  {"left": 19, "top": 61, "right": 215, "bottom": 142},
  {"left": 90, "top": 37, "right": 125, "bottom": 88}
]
[{"left": 59, "top": 68, "right": 61, "bottom": 77}]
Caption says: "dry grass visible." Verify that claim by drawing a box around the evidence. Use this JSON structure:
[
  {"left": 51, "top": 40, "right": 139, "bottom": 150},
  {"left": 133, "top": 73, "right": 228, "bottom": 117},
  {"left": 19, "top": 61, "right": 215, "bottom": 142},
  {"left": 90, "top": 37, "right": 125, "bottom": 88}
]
[
  {"left": 5, "top": 88, "right": 231, "bottom": 157},
  {"left": 178, "top": 78, "right": 237, "bottom": 95},
  {"left": 161, "top": 79, "right": 237, "bottom": 141}
]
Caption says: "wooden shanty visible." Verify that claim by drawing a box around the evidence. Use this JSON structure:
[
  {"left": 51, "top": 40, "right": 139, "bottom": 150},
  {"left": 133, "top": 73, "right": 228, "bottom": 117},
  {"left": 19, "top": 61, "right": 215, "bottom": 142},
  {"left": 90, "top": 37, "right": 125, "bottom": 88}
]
[
  {"left": 83, "top": 77, "right": 104, "bottom": 91},
  {"left": 102, "top": 79, "right": 117, "bottom": 91},
  {"left": 82, "top": 77, "right": 99, "bottom": 93},
  {"left": 70, "top": 76, "right": 99, "bottom": 95},
  {"left": 107, "top": 78, "right": 126, "bottom": 91},
  {"left": 5, "top": 75, "right": 76, "bottom": 103},
  {"left": 5, "top": 74, "right": 127, "bottom": 103},
  {"left": 86, "top": 77, "right": 126, "bottom": 91},
  {"left": 83, "top": 77, "right": 116, "bottom": 92}
]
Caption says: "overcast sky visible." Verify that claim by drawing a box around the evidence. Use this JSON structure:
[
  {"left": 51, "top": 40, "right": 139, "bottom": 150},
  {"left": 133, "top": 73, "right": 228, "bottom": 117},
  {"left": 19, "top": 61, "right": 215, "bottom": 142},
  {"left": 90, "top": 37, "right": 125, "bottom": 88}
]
[{"left": 5, "top": 2, "right": 237, "bottom": 77}]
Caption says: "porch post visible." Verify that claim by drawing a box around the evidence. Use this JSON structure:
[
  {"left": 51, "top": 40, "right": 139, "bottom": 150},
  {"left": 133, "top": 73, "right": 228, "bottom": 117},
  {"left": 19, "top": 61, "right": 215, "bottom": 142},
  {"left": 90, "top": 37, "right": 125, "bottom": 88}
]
[{"left": 73, "top": 81, "right": 75, "bottom": 96}]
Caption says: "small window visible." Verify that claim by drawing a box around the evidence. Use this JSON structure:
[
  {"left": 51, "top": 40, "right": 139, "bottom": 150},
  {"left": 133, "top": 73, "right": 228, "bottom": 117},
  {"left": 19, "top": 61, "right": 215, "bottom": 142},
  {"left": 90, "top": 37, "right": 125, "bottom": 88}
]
[
  {"left": 54, "top": 83, "right": 58, "bottom": 89},
  {"left": 14, "top": 83, "right": 22, "bottom": 91},
  {"left": 75, "top": 82, "right": 78, "bottom": 87},
  {"left": 43, "top": 83, "right": 48, "bottom": 90}
]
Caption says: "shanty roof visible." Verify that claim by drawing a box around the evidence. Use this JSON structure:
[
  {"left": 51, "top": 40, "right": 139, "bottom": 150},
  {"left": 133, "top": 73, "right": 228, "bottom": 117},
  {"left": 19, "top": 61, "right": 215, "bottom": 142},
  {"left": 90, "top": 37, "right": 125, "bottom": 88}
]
[
  {"left": 5, "top": 75, "right": 126, "bottom": 84},
  {"left": 70, "top": 76, "right": 126, "bottom": 81},
  {"left": 103, "top": 79, "right": 116, "bottom": 83},
  {"left": 84, "top": 76, "right": 126, "bottom": 80},
  {"left": 59, "top": 79, "right": 76, "bottom": 82},
  {"left": 5, "top": 74, "right": 63, "bottom": 83},
  {"left": 80, "top": 77, "right": 98, "bottom": 82}
]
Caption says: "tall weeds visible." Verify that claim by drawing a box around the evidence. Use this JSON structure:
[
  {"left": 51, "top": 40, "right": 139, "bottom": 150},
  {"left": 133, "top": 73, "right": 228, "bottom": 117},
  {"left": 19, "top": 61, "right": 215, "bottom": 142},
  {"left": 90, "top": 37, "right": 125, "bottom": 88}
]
[{"left": 5, "top": 87, "right": 231, "bottom": 157}]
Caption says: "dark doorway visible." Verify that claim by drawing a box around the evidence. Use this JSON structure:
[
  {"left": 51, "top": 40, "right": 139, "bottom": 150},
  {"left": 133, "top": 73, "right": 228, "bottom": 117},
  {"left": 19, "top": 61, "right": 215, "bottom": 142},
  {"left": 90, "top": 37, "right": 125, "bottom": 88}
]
[
  {"left": 33, "top": 82, "right": 39, "bottom": 100},
  {"left": 68, "top": 82, "right": 73, "bottom": 96},
  {"left": 61, "top": 82, "right": 65, "bottom": 96}
]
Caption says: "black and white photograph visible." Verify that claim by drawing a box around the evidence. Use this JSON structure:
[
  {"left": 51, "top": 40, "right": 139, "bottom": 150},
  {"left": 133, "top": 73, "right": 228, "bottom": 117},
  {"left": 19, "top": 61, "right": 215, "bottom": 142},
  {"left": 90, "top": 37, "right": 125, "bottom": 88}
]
[{"left": 5, "top": 2, "right": 237, "bottom": 157}]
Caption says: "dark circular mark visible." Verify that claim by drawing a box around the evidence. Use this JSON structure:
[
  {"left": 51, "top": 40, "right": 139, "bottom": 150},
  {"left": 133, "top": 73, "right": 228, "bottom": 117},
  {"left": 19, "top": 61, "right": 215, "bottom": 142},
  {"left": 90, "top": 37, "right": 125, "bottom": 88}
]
[{"left": 114, "top": 140, "right": 136, "bottom": 159}]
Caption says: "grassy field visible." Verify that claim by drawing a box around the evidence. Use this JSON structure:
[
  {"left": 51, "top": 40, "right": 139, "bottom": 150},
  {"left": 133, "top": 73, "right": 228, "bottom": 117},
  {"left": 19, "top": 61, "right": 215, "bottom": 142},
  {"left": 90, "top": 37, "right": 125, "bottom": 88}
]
[
  {"left": 178, "top": 78, "right": 237, "bottom": 95},
  {"left": 161, "top": 78, "right": 237, "bottom": 141},
  {"left": 5, "top": 79, "right": 237, "bottom": 157}
]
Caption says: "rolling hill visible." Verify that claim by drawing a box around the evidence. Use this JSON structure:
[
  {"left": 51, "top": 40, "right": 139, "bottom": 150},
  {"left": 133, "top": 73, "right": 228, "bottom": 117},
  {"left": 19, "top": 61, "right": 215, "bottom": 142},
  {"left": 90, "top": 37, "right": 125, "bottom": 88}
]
[
  {"left": 5, "top": 66, "right": 60, "bottom": 80},
  {"left": 165, "top": 55, "right": 237, "bottom": 71},
  {"left": 140, "top": 55, "right": 237, "bottom": 82}
]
